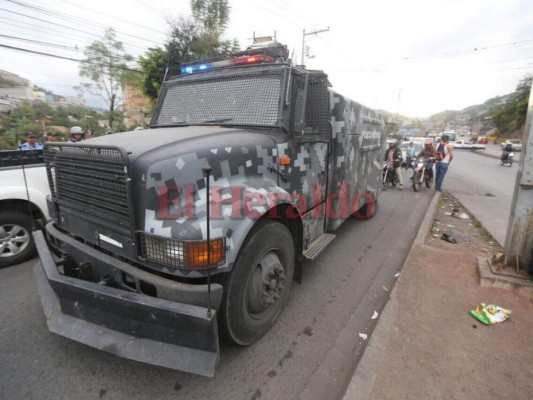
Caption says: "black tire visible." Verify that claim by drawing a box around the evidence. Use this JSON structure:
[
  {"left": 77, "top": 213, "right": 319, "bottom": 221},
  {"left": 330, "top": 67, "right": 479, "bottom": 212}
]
[
  {"left": 0, "top": 211, "right": 36, "bottom": 268},
  {"left": 352, "top": 194, "right": 378, "bottom": 219},
  {"left": 412, "top": 171, "right": 421, "bottom": 192},
  {"left": 219, "top": 219, "right": 295, "bottom": 345}
]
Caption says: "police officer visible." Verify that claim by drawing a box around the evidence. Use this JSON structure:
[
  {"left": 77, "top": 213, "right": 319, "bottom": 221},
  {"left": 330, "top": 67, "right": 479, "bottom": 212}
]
[
  {"left": 68, "top": 126, "right": 84, "bottom": 143},
  {"left": 19, "top": 132, "right": 43, "bottom": 150}
]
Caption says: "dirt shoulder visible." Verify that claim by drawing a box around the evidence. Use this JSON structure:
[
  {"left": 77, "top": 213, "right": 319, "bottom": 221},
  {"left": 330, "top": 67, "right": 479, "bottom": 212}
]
[{"left": 426, "top": 191, "right": 503, "bottom": 256}]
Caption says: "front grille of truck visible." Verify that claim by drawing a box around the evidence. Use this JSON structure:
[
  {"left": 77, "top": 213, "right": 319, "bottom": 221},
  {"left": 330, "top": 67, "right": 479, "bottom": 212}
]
[{"left": 44, "top": 145, "right": 131, "bottom": 225}]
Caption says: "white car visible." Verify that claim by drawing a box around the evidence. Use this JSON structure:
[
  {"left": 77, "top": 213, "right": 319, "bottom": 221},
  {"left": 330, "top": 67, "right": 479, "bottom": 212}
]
[{"left": 0, "top": 150, "right": 50, "bottom": 267}]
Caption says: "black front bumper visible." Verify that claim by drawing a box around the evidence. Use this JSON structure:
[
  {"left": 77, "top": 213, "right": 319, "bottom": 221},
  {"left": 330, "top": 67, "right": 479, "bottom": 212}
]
[{"left": 33, "top": 229, "right": 221, "bottom": 377}]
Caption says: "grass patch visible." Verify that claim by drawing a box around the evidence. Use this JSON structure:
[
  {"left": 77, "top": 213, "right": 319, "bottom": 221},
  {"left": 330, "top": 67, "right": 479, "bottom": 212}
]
[{"left": 473, "top": 219, "right": 482, "bottom": 228}]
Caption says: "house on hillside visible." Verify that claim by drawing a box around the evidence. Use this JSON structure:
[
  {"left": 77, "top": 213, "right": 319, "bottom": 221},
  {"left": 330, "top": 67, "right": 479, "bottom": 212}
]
[
  {"left": 0, "top": 70, "right": 33, "bottom": 100},
  {"left": 123, "top": 84, "right": 151, "bottom": 127}
]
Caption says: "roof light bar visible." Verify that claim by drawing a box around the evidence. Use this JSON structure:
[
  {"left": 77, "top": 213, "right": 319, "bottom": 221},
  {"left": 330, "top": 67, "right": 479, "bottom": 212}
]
[{"left": 180, "top": 53, "right": 276, "bottom": 75}]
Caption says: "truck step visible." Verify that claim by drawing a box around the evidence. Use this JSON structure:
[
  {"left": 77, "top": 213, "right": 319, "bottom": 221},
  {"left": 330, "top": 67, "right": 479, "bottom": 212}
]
[{"left": 303, "top": 233, "right": 336, "bottom": 260}]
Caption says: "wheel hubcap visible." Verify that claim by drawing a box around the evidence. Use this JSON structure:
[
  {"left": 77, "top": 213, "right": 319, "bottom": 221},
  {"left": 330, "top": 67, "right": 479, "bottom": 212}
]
[
  {"left": 0, "top": 224, "right": 30, "bottom": 258},
  {"left": 247, "top": 251, "right": 286, "bottom": 317}
]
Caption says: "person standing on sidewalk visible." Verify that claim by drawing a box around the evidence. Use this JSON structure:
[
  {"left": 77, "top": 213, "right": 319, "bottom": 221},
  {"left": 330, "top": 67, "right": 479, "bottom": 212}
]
[{"left": 435, "top": 135, "right": 453, "bottom": 191}]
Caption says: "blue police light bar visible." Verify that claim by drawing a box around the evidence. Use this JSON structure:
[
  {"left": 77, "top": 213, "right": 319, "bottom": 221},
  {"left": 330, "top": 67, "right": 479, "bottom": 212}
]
[{"left": 181, "top": 63, "right": 213, "bottom": 74}]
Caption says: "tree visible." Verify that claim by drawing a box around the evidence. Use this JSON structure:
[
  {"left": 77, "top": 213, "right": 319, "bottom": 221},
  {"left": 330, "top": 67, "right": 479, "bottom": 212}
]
[
  {"left": 138, "top": 47, "right": 167, "bottom": 101},
  {"left": 137, "top": 0, "right": 239, "bottom": 101},
  {"left": 491, "top": 74, "right": 532, "bottom": 137},
  {"left": 78, "top": 28, "right": 134, "bottom": 130}
]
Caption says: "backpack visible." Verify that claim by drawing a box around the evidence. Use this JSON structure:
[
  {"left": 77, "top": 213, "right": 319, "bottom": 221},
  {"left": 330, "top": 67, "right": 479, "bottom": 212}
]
[{"left": 436, "top": 144, "right": 446, "bottom": 161}]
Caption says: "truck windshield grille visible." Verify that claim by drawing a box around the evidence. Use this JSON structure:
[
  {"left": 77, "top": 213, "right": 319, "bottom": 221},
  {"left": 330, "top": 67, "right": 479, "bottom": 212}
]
[
  {"left": 152, "top": 68, "right": 284, "bottom": 127},
  {"left": 44, "top": 145, "right": 131, "bottom": 224}
]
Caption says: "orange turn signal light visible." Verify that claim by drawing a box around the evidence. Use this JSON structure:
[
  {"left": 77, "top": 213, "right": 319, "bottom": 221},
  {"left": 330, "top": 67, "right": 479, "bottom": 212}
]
[
  {"left": 184, "top": 238, "right": 224, "bottom": 268},
  {"left": 279, "top": 156, "right": 291, "bottom": 165}
]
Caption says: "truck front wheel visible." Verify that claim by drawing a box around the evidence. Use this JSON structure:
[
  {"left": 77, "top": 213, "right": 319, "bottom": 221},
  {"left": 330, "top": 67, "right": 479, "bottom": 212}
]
[
  {"left": 0, "top": 211, "right": 36, "bottom": 268},
  {"left": 219, "top": 220, "right": 295, "bottom": 345}
]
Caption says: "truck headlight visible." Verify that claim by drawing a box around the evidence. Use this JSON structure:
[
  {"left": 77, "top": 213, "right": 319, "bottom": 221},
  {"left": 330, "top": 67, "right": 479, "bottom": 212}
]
[{"left": 139, "top": 233, "right": 225, "bottom": 269}]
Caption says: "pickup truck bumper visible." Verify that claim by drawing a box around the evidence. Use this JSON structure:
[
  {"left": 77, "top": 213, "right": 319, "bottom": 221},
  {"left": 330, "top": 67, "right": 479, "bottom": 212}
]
[{"left": 33, "top": 228, "right": 221, "bottom": 377}]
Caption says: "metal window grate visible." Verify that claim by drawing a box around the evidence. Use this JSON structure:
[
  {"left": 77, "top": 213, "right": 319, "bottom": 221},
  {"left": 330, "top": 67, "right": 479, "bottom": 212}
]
[
  {"left": 44, "top": 145, "right": 131, "bottom": 223},
  {"left": 152, "top": 67, "right": 285, "bottom": 127},
  {"left": 290, "top": 71, "right": 330, "bottom": 138},
  {"left": 139, "top": 232, "right": 225, "bottom": 269}
]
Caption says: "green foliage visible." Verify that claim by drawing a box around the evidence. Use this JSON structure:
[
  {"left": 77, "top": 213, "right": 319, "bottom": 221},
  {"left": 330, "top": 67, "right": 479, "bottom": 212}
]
[
  {"left": 0, "top": 101, "right": 105, "bottom": 149},
  {"left": 138, "top": 47, "right": 167, "bottom": 101},
  {"left": 78, "top": 27, "right": 134, "bottom": 130},
  {"left": 137, "top": 0, "right": 239, "bottom": 100},
  {"left": 491, "top": 74, "right": 532, "bottom": 136}
]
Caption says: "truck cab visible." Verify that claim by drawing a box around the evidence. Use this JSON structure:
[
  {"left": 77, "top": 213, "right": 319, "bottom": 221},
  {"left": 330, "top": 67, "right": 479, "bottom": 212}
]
[{"left": 34, "top": 43, "right": 386, "bottom": 376}]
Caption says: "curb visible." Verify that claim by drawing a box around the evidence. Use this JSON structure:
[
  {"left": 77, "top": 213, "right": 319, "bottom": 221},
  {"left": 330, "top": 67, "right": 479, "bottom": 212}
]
[
  {"left": 477, "top": 257, "right": 533, "bottom": 301},
  {"left": 341, "top": 191, "right": 441, "bottom": 400}
]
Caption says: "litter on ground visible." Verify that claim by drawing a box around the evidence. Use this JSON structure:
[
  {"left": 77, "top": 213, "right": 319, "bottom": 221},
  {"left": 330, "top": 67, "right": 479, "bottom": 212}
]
[
  {"left": 359, "top": 333, "right": 368, "bottom": 340},
  {"left": 371, "top": 311, "right": 379, "bottom": 320},
  {"left": 469, "top": 303, "right": 511, "bottom": 325},
  {"left": 441, "top": 233, "right": 457, "bottom": 244}
]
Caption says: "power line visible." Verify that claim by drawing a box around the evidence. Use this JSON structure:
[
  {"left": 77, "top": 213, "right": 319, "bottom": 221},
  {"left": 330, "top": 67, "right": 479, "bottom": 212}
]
[
  {"left": 403, "top": 38, "right": 533, "bottom": 61},
  {"left": 57, "top": 0, "right": 168, "bottom": 36},
  {"left": 0, "top": 43, "right": 142, "bottom": 73},
  {"left": 0, "top": 6, "right": 149, "bottom": 51},
  {"left": 0, "top": 33, "right": 140, "bottom": 64},
  {"left": 0, "top": 17, "right": 144, "bottom": 59},
  {"left": 4, "top": 0, "right": 163, "bottom": 46}
]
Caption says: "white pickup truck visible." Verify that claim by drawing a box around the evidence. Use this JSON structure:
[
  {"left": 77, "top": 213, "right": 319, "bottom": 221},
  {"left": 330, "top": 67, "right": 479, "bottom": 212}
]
[
  {"left": 0, "top": 150, "right": 50, "bottom": 267},
  {"left": 452, "top": 139, "right": 486, "bottom": 151}
]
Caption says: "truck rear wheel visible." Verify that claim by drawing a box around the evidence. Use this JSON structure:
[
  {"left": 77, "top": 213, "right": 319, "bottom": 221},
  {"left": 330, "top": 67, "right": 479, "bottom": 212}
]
[
  {"left": 219, "top": 219, "right": 295, "bottom": 345},
  {"left": 352, "top": 193, "right": 378, "bottom": 219},
  {"left": 0, "top": 211, "right": 36, "bottom": 268}
]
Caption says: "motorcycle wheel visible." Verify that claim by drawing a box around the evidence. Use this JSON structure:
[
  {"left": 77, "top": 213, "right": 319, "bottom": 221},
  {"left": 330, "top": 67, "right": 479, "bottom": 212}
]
[{"left": 425, "top": 180, "right": 431, "bottom": 188}]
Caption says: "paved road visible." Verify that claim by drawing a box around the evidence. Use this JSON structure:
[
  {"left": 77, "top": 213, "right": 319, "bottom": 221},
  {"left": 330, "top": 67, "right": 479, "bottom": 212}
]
[
  {"left": 444, "top": 149, "right": 518, "bottom": 245},
  {"left": 0, "top": 182, "right": 433, "bottom": 400}
]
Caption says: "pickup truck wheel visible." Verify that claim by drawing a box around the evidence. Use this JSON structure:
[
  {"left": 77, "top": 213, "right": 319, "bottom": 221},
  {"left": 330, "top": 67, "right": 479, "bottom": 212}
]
[
  {"left": 0, "top": 211, "right": 36, "bottom": 268},
  {"left": 219, "top": 220, "right": 295, "bottom": 346}
]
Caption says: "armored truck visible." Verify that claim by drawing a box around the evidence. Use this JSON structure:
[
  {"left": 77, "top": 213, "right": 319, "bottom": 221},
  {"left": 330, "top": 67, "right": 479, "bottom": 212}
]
[{"left": 34, "top": 43, "right": 386, "bottom": 376}]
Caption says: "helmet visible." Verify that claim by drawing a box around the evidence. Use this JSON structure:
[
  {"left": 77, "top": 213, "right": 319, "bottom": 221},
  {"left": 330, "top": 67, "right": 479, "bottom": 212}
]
[
  {"left": 387, "top": 139, "right": 397, "bottom": 145},
  {"left": 70, "top": 126, "right": 83, "bottom": 135},
  {"left": 425, "top": 139, "right": 433, "bottom": 146},
  {"left": 441, "top": 134, "right": 449, "bottom": 142}
]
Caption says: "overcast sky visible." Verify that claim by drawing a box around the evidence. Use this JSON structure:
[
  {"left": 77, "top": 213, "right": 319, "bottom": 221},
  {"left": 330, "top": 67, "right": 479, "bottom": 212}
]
[{"left": 1, "top": 0, "right": 532, "bottom": 117}]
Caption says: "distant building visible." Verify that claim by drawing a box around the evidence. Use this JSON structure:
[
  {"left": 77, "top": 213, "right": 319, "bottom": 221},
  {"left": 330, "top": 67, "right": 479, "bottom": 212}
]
[
  {"left": 58, "top": 96, "right": 85, "bottom": 106},
  {"left": 33, "top": 90, "right": 46, "bottom": 101},
  {"left": 123, "top": 84, "right": 151, "bottom": 127},
  {"left": 0, "top": 69, "right": 33, "bottom": 100}
]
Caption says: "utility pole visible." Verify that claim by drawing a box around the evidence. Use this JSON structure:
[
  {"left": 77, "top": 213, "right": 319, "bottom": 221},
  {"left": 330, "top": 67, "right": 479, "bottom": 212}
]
[
  {"left": 504, "top": 84, "right": 533, "bottom": 272},
  {"left": 301, "top": 27, "right": 330, "bottom": 65}
]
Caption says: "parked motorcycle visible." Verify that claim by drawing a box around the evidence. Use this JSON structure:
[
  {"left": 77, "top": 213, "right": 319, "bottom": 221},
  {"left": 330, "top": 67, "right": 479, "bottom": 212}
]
[
  {"left": 500, "top": 151, "right": 514, "bottom": 167},
  {"left": 412, "top": 157, "right": 434, "bottom": 192},
  {"left": 382, "top": 162, "right": 399, "bottom": 190}
]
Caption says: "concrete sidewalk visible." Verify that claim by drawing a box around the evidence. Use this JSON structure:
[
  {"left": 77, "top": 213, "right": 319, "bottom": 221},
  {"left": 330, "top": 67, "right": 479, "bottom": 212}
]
[{"left": 342, "top": 193, "right": 533, "bottom": 400}]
